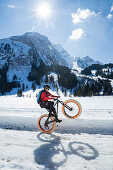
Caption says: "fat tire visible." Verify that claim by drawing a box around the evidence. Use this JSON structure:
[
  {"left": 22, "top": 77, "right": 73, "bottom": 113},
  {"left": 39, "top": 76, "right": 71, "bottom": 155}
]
[
  {"left": 38, "top": 114, "right": 56, "bottom": 133},
  {"left": 62, "top": 99, "right": 82, "bottom": 119}
]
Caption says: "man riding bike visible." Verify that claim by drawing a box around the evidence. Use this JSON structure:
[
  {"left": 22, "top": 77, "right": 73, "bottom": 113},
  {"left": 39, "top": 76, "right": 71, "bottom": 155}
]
[{"left": 39, "top": 84, "right": 62, "bottom": 123}]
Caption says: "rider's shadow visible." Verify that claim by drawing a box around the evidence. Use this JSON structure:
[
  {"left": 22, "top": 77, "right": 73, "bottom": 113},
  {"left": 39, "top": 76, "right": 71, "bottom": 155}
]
[
  {"left": 34, "top": 133, "right": 99, "bottom": 169},
  {"left": 34, "top": 133, "right": 67, "bottom": 170}
]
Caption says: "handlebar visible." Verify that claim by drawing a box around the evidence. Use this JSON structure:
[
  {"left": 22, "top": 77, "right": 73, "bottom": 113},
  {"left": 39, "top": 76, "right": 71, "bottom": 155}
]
[
  {"left": 53, "top": 96, "right": 60, "bottom": 101},
  {"left": 57, "top": 96, "right": 60, "bottom": 98}
]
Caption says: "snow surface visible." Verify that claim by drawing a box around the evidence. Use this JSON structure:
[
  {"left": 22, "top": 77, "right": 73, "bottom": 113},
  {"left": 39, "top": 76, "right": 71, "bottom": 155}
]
[
  {"left": 0, "top": 95, "right": 113, "bottom": 170},
  {"left": 72, "top": 61, "right": 82, "bottom": 73}
]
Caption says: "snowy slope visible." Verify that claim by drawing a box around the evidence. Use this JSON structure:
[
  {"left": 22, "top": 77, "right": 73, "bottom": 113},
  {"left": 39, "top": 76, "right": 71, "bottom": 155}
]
[
  {"left": 53, "top": 44, "right": 73, "bottom": 68},
  {"left": 72, "top": 61, "right": 82, "bottom": 73},
  {"left": 0, "top": 38, "right": 30, "bottom": 69}
]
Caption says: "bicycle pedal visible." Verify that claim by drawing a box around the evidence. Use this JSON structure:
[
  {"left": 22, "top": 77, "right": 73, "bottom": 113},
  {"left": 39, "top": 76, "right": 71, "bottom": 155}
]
[
  {"left": 55, "top": 119, "right": 62, "bottom": 123},
  {"left": 58, "top": 120, "right": 62, "bottom": 123}
]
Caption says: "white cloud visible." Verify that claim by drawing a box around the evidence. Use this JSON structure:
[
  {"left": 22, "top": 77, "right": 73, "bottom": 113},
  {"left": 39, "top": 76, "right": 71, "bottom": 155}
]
[
  {"left": 8, "top": 5, "right": 15, "bottom": 9},
  {"left": 107, "top": 14, "right": 112, "bottom": 19},
  {"left": 69, "top": 28, "right": 84, "bottom": 40},
  {"left": 110, "top": 5, "right": 113, "bottom": 12},
  {"left": 72, "top": 8, "right": 98, "bottom": 24}
]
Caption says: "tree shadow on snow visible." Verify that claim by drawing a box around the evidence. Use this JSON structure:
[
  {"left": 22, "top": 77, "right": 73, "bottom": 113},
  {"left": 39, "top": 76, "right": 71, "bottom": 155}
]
[{"left": 34, "top": 133, "right": 99, "bottom": 170}]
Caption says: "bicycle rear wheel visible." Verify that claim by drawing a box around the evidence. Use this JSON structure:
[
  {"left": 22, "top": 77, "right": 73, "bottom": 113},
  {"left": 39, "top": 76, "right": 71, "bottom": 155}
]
[
  {"left": 62, "top": 100, "right": 82, "bottom": 119},
  {"left": 38, "top": 114, "right": 56, "bottom": 133}
]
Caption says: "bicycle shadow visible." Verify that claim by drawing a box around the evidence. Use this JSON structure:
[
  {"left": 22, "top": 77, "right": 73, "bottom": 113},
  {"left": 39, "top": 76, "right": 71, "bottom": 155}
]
[
  {"left": 34, "top": 133, "right": 99, "bottom": 169},
  {"left": 34, "top": 133, "right": 67, "bottom": 170},
  {"left": 68, "top": 142, "right": 99, "bottom": 160}
]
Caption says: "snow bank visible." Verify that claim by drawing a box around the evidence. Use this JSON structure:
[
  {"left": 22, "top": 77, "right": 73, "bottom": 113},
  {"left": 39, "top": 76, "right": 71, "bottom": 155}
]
[{"left": 0, "top": 96, "right": 113, "bottom": 120}]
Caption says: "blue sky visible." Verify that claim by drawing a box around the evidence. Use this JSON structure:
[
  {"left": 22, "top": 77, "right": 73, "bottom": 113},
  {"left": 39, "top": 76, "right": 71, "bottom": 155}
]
[{"left": 0, "top": 0, "right": 113, "bottom": 63}]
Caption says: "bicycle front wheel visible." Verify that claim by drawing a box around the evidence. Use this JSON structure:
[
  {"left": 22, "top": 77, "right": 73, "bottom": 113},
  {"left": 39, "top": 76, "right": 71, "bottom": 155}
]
[
  {"left": 38, "top": 114, "right": 56, "bottom": 133},
  {"left": 62, "top": 100, "right": 82, "bottom": 119}
]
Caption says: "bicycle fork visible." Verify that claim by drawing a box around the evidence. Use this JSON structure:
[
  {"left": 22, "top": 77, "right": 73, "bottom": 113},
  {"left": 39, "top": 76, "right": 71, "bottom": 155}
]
[{"left": 58, "top": 100, "right": 73, "bottom": 111}]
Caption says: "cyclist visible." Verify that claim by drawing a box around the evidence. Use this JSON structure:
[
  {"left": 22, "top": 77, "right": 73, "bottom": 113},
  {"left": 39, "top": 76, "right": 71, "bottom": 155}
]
[{"left": 39, "top": 84, "right": 62, "bottom": 123}]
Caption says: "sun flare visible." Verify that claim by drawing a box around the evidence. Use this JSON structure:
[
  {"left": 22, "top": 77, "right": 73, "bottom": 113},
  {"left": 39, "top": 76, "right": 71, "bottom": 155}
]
[{"left": 35, "top": 2, "right": 53, "bottom": 20}]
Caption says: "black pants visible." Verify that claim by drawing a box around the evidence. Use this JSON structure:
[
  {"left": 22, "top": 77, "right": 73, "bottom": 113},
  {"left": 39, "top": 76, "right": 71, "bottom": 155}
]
[{"left": 40, "top": 101, "right": 57, "bottom": 119}]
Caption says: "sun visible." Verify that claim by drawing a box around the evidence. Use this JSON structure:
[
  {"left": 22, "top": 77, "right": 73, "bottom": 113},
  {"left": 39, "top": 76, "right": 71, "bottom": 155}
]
[
  {"left": 38, "top": 3, "right": 51, "bottom": 19},
  {"left": 35, "top": 1, "right": 53, "bottom": 20}
]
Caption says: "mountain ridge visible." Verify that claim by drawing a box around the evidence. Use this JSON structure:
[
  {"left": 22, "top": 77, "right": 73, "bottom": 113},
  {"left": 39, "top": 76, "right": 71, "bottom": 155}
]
[
  {"left": 0, "top": 32, "right": 72, "bottom": 69},
  {"left": 75, "top": 56, "right": 102, "bottom": 69},
  {"left": 0, "top": 32, "right": 112, "bottom": 96}
]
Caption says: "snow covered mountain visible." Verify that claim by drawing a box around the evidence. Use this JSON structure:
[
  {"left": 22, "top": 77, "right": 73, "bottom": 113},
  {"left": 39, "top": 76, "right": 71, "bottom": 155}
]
[
  {"left": 74, "top": 56, "right": 102, "bottom": 69},
  {"left": 0, "top": 32, "right": 112, "bottom": 96},
  {"left": 53, "top": 44, "right": 73, "bottom": 68},
  {"left": 0, "top": 32, "right": 102, "bottom": 72},
  {"left": 0, "top": 32, "right": 72, "bottom": 69}
]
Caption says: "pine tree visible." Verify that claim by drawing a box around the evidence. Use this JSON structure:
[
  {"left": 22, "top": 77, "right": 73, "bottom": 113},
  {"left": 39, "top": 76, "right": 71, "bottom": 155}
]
[
  {"left": 50, "top": 75, "right": 54, "bottom": 83},
  {"left": 64, "top": 88, "right": 67, "bottom": 97},
  {"left": 26, "top": 85, "right": 28, "bottom": 89},
  {"left": 22, "top": 83, "right": 25, "bottom": 91},
  {"left": 32, "top": 82, "right": 36, "bottom": 91},
  {"left": 17, "top": 88, "right": 22, "bottom": 97},
  {"left": 45, "top": 74, "right": 48, "bottom": 83},
  {"left": 13, "top": 74, "right": 17, "bottom": 81},
  {"left": 55, "top": 84, "right": 59, "bottom": 94}
]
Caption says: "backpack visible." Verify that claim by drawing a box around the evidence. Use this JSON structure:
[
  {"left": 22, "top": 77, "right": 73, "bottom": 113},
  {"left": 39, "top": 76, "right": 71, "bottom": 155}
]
[{"left": 37, "top": 90, "right": 42, "bottom": 104}]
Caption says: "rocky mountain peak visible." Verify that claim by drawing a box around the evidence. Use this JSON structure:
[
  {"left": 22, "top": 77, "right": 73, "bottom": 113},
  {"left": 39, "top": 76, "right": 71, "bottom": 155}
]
[
  {"left": 0, "top": 32, "right": 73, "bottom": 69},
  {"left": 75, "top": 56, "right": 102, "bottom": 69}
]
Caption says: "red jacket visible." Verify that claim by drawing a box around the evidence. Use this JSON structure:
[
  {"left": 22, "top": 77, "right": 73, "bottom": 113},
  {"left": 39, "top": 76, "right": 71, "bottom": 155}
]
[{"left": 41, "top": 90, "right": 57, "bottom": 102}]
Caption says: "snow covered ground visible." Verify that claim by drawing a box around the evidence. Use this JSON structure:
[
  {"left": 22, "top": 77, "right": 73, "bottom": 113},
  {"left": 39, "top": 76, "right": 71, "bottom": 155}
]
[{"left": 0, "top": 95, "right": 113, "bottom": 170}]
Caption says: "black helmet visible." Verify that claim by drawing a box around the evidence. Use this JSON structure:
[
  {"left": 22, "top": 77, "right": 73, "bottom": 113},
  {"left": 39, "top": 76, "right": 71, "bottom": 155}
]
[{"left": 44, "top": 84, "right": 50, "bottom": 90}]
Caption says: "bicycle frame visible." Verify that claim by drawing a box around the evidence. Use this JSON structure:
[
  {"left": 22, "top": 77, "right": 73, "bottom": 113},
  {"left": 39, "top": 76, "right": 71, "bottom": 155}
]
[
  {"left": 45, "top": 99, "right": 72, "bottom": 125},
  {"left": 38, "top": 98, "right": 82, "bottom": 133}
]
